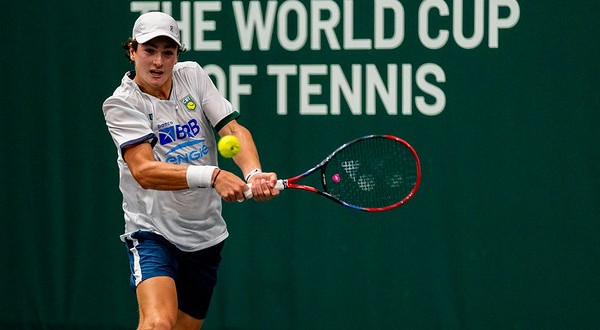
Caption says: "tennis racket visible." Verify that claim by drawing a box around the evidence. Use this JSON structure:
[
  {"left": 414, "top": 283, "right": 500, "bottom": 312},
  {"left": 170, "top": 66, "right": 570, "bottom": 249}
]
[{"left": 245, "top": 135, "right": 421, "bottom": 212}]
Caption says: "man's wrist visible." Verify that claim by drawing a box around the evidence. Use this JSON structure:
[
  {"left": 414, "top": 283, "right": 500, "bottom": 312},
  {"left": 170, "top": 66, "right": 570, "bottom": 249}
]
[
  {"left": 186, "top": 165, "right": 218, "bottom": 188},
  {"left": 244, "top": 168, "right": 262, "bottom": 182}
]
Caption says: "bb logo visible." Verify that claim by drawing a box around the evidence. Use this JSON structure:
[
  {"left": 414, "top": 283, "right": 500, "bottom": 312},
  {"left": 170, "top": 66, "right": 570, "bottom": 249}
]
[{"left": 158, "top": 119, "right": 201, "bottom": 145}]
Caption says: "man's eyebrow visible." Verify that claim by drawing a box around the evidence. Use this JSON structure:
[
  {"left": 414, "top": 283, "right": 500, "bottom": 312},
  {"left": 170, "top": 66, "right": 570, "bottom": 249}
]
[{"left": 142, "top": 41, "right": 158, "bottom": 48}]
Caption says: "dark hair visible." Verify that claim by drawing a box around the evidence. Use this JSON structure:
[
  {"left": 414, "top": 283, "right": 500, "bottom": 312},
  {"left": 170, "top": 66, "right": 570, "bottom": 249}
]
[
  {"left": 122, "top": 38, "right": 138, "bottom": 61},
  {"left": 122, "top": 38, "right": 186, "bottom": 62}
]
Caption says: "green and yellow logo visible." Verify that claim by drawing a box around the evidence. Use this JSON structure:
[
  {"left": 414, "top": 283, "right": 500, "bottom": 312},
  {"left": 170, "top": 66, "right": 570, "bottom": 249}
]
[{"left": 180, "top": 95, "right": 197, "bottom": 111}]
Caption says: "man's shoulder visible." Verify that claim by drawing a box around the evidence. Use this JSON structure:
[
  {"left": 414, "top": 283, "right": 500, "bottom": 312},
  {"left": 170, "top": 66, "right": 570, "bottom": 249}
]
[
  {"left": 174, "top": 61, "right": 202, "bottom": 73},
  {"left": 173, "top": 61, "right": 208, "bottom": 89},
  {"left": 106, "top": 72, "right": 137, "bottom": 101}
]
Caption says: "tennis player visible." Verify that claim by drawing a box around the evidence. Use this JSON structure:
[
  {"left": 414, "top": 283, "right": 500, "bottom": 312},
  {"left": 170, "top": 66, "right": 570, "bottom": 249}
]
[{"left": 102, "top": 11, "right": 279, "bottom": 330}]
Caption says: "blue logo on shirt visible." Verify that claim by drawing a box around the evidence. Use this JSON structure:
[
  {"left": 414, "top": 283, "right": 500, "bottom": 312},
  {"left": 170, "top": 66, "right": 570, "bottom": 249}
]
[
  {"left": 158, "top": 119, "right": 201, "bottom": 145},
  {"left": 158, "top": 119, "right": 209, "bottom": 164}
]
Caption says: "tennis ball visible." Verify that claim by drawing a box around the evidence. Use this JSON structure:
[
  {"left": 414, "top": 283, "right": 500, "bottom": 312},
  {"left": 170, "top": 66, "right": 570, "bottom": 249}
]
[{"left": 218, "top": 135, "right": 241, "bottom": 158}]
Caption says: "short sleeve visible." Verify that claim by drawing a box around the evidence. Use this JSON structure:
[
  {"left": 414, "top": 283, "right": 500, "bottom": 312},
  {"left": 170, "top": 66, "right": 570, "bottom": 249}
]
[{"left": 103, "top": 96, "right": 157, "bottom": 156}]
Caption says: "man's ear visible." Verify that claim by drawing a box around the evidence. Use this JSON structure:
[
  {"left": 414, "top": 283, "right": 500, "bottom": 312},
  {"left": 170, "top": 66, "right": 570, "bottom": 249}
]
[{"left": 129, "top": 47, "right": 136, "bottom": 61}]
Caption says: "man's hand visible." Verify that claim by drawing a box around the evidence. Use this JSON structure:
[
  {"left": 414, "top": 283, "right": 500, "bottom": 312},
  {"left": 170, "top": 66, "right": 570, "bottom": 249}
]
[
  {"left": 212, "top": 170, "right": 251, "bottom": 202},
  {"left": 247, "top": 172, "right": 279, "bottom": 201}
]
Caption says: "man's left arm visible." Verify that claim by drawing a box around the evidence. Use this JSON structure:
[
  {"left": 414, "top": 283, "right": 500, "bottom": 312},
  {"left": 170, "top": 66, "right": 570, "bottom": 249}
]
[{"left": 218, "top": 120, "right": 279, "bottom": 201}]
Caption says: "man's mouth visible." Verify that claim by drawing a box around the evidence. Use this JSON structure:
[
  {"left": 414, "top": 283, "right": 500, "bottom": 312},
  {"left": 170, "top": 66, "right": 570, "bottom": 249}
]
[{"left": 150, "top": 70, "right": 163, "bottom": 77}]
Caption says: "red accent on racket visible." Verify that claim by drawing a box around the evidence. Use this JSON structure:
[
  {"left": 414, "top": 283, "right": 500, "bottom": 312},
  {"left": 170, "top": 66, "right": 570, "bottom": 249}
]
[{"left": 247, "top": 135, "right": 421, "bottom": 212}]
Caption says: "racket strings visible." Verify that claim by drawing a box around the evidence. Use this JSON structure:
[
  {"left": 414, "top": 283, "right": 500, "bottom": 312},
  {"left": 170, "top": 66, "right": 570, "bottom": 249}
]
[{"left": 325, "top": 137, "right": 418, "bottom": 208}]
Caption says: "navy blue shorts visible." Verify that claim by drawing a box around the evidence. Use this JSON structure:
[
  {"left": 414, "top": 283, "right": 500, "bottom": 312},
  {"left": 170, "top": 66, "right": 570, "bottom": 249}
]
[{"left": 123, "top": 231, "right": 225, "bottom": 320}]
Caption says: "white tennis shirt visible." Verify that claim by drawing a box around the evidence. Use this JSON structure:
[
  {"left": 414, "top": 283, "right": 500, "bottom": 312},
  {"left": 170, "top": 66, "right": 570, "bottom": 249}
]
[{"left": 103, "top": 61, "right": 238, "bottom": 252}]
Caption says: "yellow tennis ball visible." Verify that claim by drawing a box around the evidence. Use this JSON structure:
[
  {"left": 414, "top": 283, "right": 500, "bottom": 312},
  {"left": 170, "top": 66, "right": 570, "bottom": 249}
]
[{"left": 218, "top": 135, "right": 241, "bottom": 158}]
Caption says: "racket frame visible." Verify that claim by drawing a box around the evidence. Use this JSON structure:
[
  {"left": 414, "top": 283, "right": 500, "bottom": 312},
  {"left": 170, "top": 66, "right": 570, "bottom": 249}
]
[{"left": 278, "top": 134, "right": 421, "bottom": 212}]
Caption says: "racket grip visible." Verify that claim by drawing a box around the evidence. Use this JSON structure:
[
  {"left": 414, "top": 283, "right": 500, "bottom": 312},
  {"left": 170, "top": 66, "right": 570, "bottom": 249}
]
[
  {"left": 243, "top": 186, "right": 253, "bottom": 200},
  {"left": 275, "top": 180, "right": 285, "bottom": 190},
  {"left": 242, "top": 179, "right": 285, "bottom": 200}
]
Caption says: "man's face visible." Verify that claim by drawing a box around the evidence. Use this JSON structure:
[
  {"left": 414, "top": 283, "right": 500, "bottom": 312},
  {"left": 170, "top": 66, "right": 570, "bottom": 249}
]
[{"left": 130, "top": 36, "right": 178, "bottom": 98}]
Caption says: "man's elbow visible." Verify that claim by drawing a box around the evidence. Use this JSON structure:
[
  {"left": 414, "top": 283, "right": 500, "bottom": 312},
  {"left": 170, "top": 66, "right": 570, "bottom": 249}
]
[{"left": 130, "top": 167, "right": 154, "bottom": 189}]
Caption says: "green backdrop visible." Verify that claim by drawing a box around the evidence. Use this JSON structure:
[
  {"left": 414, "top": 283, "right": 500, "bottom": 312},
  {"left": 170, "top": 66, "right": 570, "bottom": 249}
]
[{"left": 1, "top": 1, "right": 598, "bottom": 329}]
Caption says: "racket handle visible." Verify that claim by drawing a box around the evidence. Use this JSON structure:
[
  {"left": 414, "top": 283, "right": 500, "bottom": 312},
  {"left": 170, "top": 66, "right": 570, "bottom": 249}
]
[
  {"left": 275, "top": 179, "right": 285, "bottom": 190},
  {"left": 242, "top": 186, "right": 253, "bottom": 200},
  {"left": 241, "top": 179, "right": 285, "bottom": 201}
]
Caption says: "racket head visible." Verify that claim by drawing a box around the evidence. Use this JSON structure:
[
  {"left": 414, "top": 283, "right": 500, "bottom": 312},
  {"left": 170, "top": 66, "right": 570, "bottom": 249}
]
[{"left": 319, "top": 135, "right": 421, "bottom": 212}]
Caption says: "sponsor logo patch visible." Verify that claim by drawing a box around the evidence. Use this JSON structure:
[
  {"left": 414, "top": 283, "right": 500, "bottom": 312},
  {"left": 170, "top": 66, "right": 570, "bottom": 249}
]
[{"left": 180, "top": 95, "right": 197, "bottom": 111}]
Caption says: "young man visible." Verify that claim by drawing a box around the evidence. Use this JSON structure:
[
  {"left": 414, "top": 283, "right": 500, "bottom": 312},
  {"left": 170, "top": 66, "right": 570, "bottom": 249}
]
[{"left": 103, "top": 12, "right": 279, "bottom": 330}]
